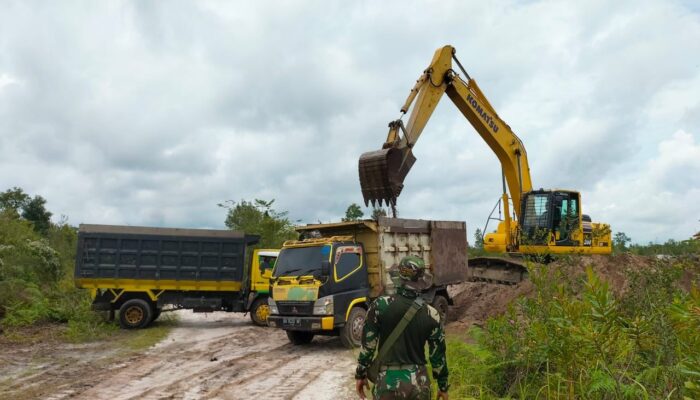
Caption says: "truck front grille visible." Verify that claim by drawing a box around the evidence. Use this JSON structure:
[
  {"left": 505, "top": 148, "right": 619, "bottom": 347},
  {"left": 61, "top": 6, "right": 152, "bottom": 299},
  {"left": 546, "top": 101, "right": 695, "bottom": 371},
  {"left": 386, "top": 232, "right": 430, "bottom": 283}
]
[{"left": 277, "top": 301, "right": 314, "bottom": 316}]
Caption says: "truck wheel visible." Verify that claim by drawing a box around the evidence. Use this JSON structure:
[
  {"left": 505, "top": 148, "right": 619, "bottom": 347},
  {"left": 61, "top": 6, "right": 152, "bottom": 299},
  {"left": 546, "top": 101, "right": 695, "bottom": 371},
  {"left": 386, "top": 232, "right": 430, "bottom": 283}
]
[
  {"left": 431, "top": 295, "right": 449, "bottom": 323},
  {"left": 340, "top": 307, "right": 366, "bottom": 349},
  {"left": 249, "top": 297, "right": 270, "bottom": 327},
  {"left": 286, "top": 330, "right": 314, "bottom": 345},
  {"left": 118, "top": 299, "right": 153, "bottom": 329}
]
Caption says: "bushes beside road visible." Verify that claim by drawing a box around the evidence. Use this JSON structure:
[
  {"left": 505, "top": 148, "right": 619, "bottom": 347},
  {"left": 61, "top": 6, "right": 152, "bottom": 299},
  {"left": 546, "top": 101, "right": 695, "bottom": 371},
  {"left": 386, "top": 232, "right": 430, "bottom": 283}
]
[
  {"left": 447, "top": 256, "right": 700, "bottom": 399},
  {"left": 0, "top": 190, "right": 113, "bottom": 341}
]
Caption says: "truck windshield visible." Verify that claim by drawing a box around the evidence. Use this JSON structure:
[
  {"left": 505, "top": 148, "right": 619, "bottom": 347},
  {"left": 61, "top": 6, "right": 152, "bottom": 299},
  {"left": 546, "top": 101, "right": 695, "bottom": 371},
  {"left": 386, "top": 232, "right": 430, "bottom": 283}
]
[{"left": 273, "top": 245, "right": 329, "bottom": 277}]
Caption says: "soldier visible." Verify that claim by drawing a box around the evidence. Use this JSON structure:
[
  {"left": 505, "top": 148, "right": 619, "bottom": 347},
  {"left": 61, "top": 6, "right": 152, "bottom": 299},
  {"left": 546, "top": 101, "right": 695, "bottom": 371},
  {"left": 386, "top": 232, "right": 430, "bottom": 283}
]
[{"left": 355, "top": 255, "right": 449, "bottom": 400}]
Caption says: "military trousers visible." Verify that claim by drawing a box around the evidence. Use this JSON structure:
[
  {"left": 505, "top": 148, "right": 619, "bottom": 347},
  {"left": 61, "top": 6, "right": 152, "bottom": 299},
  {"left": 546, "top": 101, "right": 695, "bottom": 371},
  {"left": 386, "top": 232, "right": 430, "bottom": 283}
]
[{"left": 373, "top": 364, "right": 431, "bottom": 400}]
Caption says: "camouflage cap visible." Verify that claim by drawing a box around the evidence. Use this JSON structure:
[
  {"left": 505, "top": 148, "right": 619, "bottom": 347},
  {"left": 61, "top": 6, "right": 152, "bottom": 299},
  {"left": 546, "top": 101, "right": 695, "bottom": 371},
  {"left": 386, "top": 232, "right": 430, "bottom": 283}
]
[{"left": 396, "top": 255, "right": 433, "bottom": 291}]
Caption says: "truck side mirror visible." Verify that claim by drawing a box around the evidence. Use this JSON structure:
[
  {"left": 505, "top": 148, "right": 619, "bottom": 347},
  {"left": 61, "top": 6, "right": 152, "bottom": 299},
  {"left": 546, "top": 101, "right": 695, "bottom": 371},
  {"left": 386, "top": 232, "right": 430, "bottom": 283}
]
[{"left": 321, "top": 260, "right": 330, "bottom": 277}]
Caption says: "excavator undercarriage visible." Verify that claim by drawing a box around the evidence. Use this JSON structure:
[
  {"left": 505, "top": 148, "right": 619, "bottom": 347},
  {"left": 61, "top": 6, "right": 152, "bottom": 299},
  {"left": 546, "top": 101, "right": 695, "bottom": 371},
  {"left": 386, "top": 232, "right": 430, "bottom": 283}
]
[{"left": 467, "top": 256, "right": 529, "bottom": 284}]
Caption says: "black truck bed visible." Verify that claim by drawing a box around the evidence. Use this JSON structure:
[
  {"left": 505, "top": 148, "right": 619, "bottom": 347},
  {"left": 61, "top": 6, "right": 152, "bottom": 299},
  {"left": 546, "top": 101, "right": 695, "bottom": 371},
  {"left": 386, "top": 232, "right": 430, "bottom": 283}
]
[{"left": 75, "top": 224, "right": 259, "bottom": 282}]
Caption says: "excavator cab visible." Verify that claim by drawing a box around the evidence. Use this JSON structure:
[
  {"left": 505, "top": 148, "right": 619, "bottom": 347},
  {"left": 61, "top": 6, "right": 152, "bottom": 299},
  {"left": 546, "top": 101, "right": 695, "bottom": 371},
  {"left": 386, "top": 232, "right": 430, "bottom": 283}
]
[{"left": 520, "top": 190, "right": 582, "bottom": 246}]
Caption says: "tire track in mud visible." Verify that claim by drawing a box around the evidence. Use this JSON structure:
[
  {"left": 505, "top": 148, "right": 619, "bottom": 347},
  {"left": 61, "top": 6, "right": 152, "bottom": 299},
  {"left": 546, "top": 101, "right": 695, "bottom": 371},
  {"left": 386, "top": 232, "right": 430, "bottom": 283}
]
[
  {"left": 69, "top": 311, "right": 355, "bottom": 400},
  {"left": 203, "top": 340, "right": 352, "bottom": 400},
  {"left": 3, "top": 342, "right": 130, "bottom": 400}
]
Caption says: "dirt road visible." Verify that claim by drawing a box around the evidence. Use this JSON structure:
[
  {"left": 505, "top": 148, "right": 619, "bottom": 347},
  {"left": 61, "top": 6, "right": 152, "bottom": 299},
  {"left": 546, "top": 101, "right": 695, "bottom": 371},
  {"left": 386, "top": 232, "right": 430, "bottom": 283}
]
[{"left": 1, "top": 311, "right": 357, "bottom": 400}]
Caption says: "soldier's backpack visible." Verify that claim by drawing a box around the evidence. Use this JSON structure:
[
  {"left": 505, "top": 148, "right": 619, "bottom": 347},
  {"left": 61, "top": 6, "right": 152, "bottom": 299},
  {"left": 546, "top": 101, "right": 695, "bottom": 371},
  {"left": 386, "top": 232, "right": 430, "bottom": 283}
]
[{"left": 367, "top": 297, "right": 425, "bottom": 383}]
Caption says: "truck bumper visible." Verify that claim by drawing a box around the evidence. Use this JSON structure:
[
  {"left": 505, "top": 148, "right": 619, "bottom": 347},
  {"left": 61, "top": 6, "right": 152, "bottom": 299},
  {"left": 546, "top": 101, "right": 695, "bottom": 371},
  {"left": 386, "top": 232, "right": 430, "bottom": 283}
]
[{"left": 268, "top": 315, "right": 334, "bottom": 331}]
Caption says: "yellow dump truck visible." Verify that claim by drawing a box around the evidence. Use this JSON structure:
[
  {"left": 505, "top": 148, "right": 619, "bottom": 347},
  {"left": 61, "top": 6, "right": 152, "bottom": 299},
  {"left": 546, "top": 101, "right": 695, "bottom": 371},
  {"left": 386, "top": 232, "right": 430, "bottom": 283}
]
[
  {"left": 74, "top": 224, "right": 278, "bottom": 328},
  {"left": 267, "top": 217, "right": 469, "bottom": 348}
]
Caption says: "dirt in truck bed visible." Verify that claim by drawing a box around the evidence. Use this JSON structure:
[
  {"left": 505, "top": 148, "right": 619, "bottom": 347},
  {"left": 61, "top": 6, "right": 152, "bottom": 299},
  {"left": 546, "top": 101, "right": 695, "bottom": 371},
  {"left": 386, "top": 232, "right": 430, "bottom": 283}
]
[{"left": 0, "top": 312, "right": 355, "bottom": 400}]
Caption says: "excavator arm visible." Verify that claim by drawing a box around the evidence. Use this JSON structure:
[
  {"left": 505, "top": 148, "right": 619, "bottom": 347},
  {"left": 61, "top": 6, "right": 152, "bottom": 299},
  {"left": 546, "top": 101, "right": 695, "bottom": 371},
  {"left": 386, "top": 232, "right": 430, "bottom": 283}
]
[{"left": 359, "top": 45, "right": 533, "bottom": 220}]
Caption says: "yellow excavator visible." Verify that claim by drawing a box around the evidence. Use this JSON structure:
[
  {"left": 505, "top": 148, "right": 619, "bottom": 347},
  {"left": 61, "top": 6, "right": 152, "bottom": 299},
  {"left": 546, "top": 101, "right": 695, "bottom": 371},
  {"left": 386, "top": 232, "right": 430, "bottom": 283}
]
[{"left": 358, "top": 45, "right": 611, "bottom": 282}]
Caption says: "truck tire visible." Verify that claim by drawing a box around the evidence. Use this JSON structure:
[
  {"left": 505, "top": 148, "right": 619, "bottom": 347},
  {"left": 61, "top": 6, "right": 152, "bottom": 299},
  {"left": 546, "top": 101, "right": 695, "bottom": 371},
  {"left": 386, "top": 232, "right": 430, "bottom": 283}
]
[
  {"left": 340, "top": 307, "right": 366, "bottom": 349},
  {"left": 431, "top": 295, "right": 449, "bottom": 323},
  {"left": 286, "top": 330, "right": 314, "bottom": 345},
  {"left": 249, "top": 297, "right": 270, "bottom": 327},
  {"left": 119, "top": 299, "right": 153, "bottom": 329}
]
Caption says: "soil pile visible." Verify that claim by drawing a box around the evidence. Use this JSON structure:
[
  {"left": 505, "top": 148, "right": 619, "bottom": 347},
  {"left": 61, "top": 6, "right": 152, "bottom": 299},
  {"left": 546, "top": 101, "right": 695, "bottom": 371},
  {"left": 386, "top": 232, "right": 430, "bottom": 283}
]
[
  {"left": 446, "top": 279, "right": 533, "bottom": 333},
  {"left": 446, "top": 254, "right": 699, "bottom": 333}
]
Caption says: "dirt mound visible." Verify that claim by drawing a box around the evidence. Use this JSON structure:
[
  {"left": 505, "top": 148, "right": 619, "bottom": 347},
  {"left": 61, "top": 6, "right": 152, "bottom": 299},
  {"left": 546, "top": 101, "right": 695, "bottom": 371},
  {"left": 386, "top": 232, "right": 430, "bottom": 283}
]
[
  {"left": 446, "top": 254, "right": 698, "bottom": 334},
  {"left": 446, "top": 279, "right": 533, "bottom": 334},
  {"left": 566, "top": 253, "right": 653, "bottom": 294}
]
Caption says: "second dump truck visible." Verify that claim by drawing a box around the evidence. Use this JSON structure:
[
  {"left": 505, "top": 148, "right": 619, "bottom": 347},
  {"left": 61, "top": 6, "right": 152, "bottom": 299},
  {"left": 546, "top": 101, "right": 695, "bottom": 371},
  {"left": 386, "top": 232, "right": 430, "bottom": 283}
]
[
  {"left": 267, "top": 217, "right": 469, "bottom": 348},
  {"left": 75, "top": 224, "right": 278, "bottom": 328}
]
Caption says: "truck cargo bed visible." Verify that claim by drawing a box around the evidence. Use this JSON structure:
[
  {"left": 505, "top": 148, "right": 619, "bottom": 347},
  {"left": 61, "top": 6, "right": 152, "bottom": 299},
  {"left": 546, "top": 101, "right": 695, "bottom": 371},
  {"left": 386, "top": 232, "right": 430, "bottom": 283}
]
[
  {"left": 75, "top": 224, "right": 259, "bottom": 284},
  {"left": 296, "top": 217, "right": 468, "bottom": 297}
]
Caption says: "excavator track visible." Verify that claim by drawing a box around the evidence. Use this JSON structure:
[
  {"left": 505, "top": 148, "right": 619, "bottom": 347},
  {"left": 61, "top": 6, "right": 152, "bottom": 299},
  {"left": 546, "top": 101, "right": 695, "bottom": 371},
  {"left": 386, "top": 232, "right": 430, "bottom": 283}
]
[{"left": 467, "top": 256, "right": 529, "bottom": 284}]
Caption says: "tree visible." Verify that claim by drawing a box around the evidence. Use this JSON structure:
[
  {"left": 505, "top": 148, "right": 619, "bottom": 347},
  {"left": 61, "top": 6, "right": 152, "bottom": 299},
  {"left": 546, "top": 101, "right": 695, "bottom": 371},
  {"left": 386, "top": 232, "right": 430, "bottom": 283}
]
[
  {"left": 474, "top": 228, "right": 484, "bottom": 249},
  {"left": 0, "top": 188, "right": 52, "bottom": 235},
  {"left": 342, "top": 203, "right": 364, "bottom": 222},
  {"left": 22, "top": 196, "right": 52, "bottom": 235},
  {"left": 219, "top": 199, "right": 297, "bottom": 248},
  {"left": 0, "top": 187, "right": 30, "bottom": 217},
  {"left": 371, "top": 207, "right": 387, "bottom": 220},
  {"left": 613, "top": 231, "right": 631, "bottom": 252}
]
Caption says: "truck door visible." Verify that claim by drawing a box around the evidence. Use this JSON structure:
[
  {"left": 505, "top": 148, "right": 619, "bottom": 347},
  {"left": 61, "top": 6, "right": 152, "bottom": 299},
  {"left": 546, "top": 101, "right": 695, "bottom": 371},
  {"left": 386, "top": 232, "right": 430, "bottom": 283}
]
[
  {"left": 330, "top": 243, "right": 369, "bottom": 324},
  {"left": 251, "top": 251, "right": 278, "bottom": 293}
]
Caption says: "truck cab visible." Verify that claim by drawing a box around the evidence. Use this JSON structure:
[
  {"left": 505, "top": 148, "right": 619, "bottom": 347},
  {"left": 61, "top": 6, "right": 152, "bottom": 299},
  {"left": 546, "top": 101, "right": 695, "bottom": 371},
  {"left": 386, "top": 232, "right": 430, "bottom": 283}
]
[
  {"left": 267, "top": 236, "right": 369, "bottom": 348},
  {"left": 246, "top": 249, "right": 279, "bottom": 325}
]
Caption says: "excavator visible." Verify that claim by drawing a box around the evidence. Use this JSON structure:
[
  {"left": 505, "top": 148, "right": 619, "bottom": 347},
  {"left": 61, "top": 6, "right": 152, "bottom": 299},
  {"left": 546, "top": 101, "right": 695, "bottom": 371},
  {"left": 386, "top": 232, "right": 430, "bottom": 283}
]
[{"left": 358, "top": 45, "right": 611, "bottom": 283}]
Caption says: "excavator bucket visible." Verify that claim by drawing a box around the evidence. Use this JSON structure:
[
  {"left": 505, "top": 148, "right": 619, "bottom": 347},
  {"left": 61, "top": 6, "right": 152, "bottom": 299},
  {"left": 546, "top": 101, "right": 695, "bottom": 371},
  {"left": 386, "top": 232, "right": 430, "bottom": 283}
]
[{"left": 358, "top": 147, "right": 416, "bottom": 207}]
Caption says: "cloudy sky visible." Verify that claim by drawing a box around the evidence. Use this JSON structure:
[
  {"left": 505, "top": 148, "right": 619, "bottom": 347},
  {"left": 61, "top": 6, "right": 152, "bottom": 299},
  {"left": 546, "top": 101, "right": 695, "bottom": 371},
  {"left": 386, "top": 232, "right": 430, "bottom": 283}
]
[{"left": 1, "top": 0, "right": 699, "bottom": 243}]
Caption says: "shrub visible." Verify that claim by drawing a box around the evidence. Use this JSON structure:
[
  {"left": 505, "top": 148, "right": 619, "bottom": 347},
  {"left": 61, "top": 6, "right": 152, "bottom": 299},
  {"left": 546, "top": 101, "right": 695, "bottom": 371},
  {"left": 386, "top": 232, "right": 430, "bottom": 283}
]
[
  {"left": 448, "top": 260, "right": 700, "bottom": 399},
  {"left": 0, "top": 214, "right": 117, "bottom": 341}
]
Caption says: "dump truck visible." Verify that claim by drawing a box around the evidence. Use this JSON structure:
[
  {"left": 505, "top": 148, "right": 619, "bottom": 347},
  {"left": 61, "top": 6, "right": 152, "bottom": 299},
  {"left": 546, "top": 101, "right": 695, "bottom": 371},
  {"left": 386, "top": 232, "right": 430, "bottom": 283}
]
[
  {"left": 267, "top": 217, "right": 468, "bottom": 348},
  {"left": 74, "top": 224, "right": 278, "bottom": 328}
]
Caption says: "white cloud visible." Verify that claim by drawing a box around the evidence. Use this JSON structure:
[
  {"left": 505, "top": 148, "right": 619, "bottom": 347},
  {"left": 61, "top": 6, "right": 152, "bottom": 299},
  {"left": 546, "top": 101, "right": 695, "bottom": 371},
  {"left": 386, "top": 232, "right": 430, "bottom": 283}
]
[
  {"left": 587, "top": 130, "right": 700, "bottom": 242},
  {"left": 0, "top": 0, "right": 699, "bottom": 243}
]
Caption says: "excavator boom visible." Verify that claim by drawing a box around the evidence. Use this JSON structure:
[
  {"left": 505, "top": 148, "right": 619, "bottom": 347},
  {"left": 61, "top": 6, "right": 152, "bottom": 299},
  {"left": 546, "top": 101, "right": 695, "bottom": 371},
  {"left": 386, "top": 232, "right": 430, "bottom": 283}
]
[{"left": 358, "top": 45, "right": 532, "bottom": 215}]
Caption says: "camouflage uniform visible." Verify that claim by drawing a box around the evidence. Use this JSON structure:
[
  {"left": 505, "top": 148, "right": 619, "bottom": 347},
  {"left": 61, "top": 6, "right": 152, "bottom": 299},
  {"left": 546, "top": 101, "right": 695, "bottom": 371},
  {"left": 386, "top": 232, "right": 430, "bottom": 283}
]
[{"left": 355, "top": 286, "right": 449, "bottom": 399}]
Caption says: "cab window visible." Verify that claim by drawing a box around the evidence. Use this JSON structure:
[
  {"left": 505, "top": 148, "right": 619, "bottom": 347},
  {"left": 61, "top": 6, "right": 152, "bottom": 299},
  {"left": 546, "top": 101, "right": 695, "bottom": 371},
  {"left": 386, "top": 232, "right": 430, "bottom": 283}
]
[
  {"left": 259, "top": 256, "right": 276, "bottom": 273},
  {"left": 522, "top": 193, "right": 550, "bottom": 229},
  {"left": 553, "top": 194, "right": 579, "bottom": 241},
  {"left": 560, "top": 198, "right": 576, "bottom": 217},
  {"left": 334, "top": 246, "right": 362, "bottom": 281}
]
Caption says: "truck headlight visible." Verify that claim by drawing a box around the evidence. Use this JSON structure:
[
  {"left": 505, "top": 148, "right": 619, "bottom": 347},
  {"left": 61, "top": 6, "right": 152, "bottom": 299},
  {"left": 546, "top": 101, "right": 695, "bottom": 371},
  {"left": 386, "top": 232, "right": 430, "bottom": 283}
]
[
  {"left": 268, "top": 297, "right": 279, "bottom": 315},
  {"left": 313, "top": 295, "right": 334, "bottom": 315}
]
